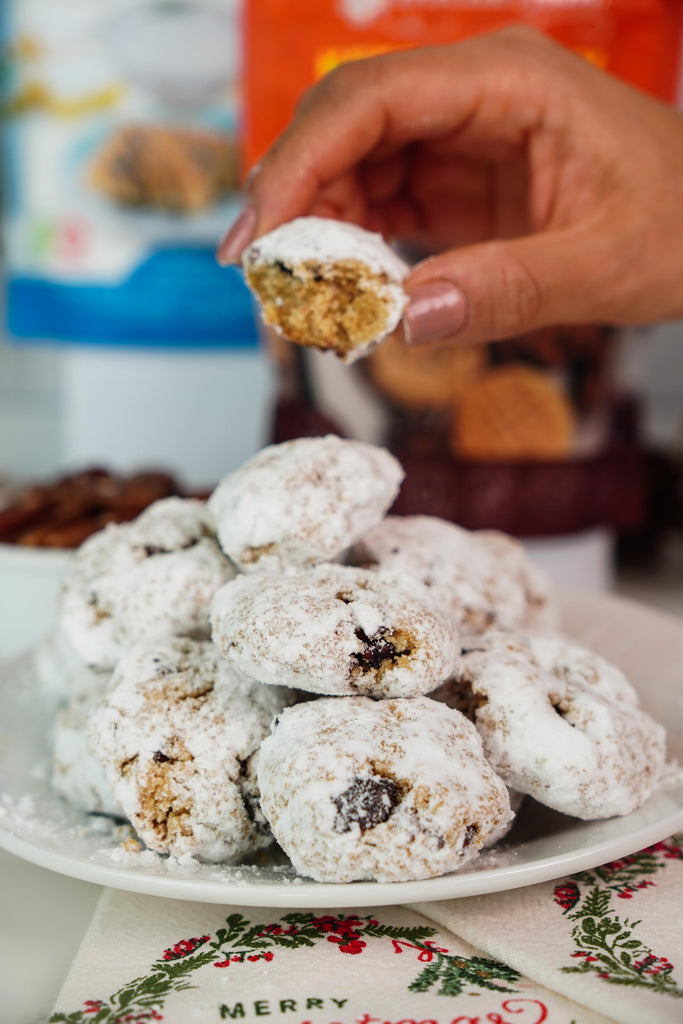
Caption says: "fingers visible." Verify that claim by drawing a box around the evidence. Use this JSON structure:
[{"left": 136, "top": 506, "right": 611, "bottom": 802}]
[
  {"left": 403, "top": 228, "right": 604, "bottom": 347},
  {"left": 217, "top": 27, "right": 570, "bottom": 263}
]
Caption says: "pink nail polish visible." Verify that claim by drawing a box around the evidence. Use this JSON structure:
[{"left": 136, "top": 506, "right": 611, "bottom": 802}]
[
  {"left": 216, "top": 204, "right": 258, "bottom": 265},
  {"left": 403, "top": 281, "right": 468, "bottom": 345}
]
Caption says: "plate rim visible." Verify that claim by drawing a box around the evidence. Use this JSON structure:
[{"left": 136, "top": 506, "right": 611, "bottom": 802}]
[{"left": 1, "top": 798, "right": 683, "bottom": 907}]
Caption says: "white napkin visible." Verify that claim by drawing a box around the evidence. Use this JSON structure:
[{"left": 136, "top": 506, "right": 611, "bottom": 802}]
[
  {"left": 50, "top": 834, "right": 683, "bottom": 1024},
  {"left": 51, "top": 891, "right": 609, "bottom": 1024},
  {"left": 411, "top": 833, "right": 683, "bottom": 1024}
]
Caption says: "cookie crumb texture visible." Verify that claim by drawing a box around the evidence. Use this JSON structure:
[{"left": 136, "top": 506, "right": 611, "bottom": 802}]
[
  {"left": 257, "top": 697, "right": 513, "bottom": 883},
  {"left": 242, "top": 217, "right": 408, "bottom": 362},
  {"left": 211, "top": 564, "right": 460, "bottom": 698},
  {"left": 87, "top": 637, "right": 296, "bottom": 861}
]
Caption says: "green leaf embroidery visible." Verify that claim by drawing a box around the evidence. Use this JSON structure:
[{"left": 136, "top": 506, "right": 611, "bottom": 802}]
[
  {"left": 556, "top": 838, "right": 683, "bottom": 998},
  {"left": 49, "top": 911, "right": 520, "bottom": 1023}
]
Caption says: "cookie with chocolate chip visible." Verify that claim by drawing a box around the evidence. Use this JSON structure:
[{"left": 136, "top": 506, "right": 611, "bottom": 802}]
[
  {"left": 211, "top": 563, "right": 460, "bottom": 698},
  {"left": 256, "top": 696, "right": 513, "bottom": 882}
]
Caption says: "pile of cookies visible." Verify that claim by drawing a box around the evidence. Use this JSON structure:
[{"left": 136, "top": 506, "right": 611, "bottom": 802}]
[{"left": 46, "top": 435, "right": 667, "bottom": 883}]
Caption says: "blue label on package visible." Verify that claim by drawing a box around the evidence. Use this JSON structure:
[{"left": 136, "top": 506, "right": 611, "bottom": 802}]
[
  {"left": 2, "top": 0, "right": 256, "bottom": 349},
  {"left": 7, "top": 251, "right": 260, "bottom": 347}
]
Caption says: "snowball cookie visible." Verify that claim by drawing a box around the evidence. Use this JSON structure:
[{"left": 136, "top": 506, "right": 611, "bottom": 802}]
[
  {"left": 57, "top": 497, "right": 235, "bottom": 670},
  {"left": 34, "top": 625, "right": 109, "bottom": 700},
  {"left": 88, "top": 637, "right": 296, "bottom": 861},
  {"left": 211, "top": 563, "right": 460, "bottom": 698},
  {"left": 52, "top": 684, "right": 123, "bottom": 818},
  {"left": 257, "top": 696, "right": 513, "bottom": 883},
  {"left": 242, "top": 216, "right": 409, "bottom": 362},
  {"left": 348, "top": 515, "right": 554, "bottom": 636},
  {"left": 441, "top": 632, "right": 666, "bottom": 819},
  {"left": 207, "top": 436, "right": 404, "bottom": 574}
]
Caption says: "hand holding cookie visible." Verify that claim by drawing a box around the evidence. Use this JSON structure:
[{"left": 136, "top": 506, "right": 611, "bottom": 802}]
[{"left": 218, "top": 27, "right": 683, "bottom": 348}]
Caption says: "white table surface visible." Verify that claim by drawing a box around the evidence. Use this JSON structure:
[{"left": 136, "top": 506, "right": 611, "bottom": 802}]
[
  {"left": 0, "top": 848, "right": 102, "bottom": 1024},
  {"left": 3, "top": 569, "right": 683, "bottom": 1024}
]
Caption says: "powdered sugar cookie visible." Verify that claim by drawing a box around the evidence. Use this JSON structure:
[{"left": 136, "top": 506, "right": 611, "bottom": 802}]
[
  {"left": 257, "top": 696, "right": 513, "bottom": 883},
  {"left": 242, "top": 216, "right": 408, "bottom": 362},
  {"left": 211, "top": 563, "right": 460, "bottom": 698},
  {"left": 348, "top": 515, "right": 554, "bottom": 635},
  {"left": 34, "top": 625, "right": 110, "bottom": 700},
  {"left": 88, "top": 637, "right": 296, "bottom": 861},
  {"left": 207, "top": 435, "right": 404, "bottom": 574},
  {"left": 442, "top": 632, "right": 666, "bottom": 819},
  {"left": 57, "top": 497, "right": 235, "bottom": 670},
  {"left": 52, "top": 683, "right": 123, "bottom": 818}
]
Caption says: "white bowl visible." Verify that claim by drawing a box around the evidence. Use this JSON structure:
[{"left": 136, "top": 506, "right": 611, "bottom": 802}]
[{"left": 0, "top": 544, "right": 73, "bottom": 659}]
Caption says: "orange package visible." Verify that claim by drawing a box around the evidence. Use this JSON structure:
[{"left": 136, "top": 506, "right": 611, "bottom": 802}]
[{"left": 243, "top": 0, "right": 683, "bottom": 171}]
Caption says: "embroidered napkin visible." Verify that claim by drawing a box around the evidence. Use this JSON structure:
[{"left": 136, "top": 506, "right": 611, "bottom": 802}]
[
  {"left": 411, "top": 833, "right": 683, "bottom": 1024},
  {"left": 50, "top": 835, "right": 683, "bottom": 1024}
]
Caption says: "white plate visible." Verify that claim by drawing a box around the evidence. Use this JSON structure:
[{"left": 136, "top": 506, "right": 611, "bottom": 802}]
[{"left": 1, "top": 589, "right": 682, "bottom": 908}]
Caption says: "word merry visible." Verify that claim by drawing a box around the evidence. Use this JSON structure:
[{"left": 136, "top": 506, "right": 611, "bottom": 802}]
[{"left": 220, "top": 998, "right": 349, "bottom": 1018}]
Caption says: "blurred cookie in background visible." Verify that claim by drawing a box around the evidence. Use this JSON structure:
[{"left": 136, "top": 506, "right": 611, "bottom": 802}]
[
  {"left": 365, "top": 334, "right": 485, "bottom": 412},
  {"left": 89, "top": 124, "right": 238, "bottom": 212},
  {"left": 451, "top": 364, "right": 576, "bottom": 461}
]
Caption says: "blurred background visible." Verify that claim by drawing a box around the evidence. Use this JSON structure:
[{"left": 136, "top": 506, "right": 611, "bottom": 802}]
[{"left": 3, "top": 0, "right": 683, "bottom": 650}]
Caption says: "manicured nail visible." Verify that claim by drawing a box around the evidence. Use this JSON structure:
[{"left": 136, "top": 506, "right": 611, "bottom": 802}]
[
  {"left": 403, "top": 281, "right": 468, "bottom": 344},
  {"left": 216, "top": 203, "right": 258, "bottom": 265}
]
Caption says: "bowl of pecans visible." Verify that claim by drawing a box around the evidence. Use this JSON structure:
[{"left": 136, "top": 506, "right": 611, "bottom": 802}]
[{"left": 0, "top": 467, "right": 188, "bottom": 659}]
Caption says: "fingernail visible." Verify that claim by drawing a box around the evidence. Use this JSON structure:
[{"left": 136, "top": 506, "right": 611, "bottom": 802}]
[
  {"left": 216, "top": 203, "right": 258, "bottom": 266},
  {"left": 403, "top": 281, "right": 468, "bottom": 345}
]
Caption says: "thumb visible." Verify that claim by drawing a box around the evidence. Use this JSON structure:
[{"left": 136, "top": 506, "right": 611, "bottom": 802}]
[{"left": 402, "top": 230, "right": 601, "bottom": 347}]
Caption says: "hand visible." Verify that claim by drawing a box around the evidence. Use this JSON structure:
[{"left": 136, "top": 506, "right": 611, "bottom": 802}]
[{"left": 217, "top": 26, "right": 683, "bottom": 347}]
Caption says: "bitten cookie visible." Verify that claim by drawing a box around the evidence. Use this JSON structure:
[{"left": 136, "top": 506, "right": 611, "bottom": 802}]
[
  {"left": 348, "top": 515, "right": 554, "bottom": 635},
  {"left": 242, "top": 216, "right": 409, "bottom": 362},
  {"left": 52, "top": 684, "right": 123, "bottom": 818},
  {"left": 256, "top": 696, "right": 513, "bottom": 883},
  {"left": 207, "top": 435, "right": 404, "bottom": 574},
  {"left": 211, "top": 563, "right": 460, "bottom": 698},
  {"left": 439, "top": 632, "right": 666, "bottom": 819},
  {"left": 87, "top": 637, "right": 296, "bottom": 861},
  {"left": 57, "top": 497, "right": 235, "bottom": 670}
]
